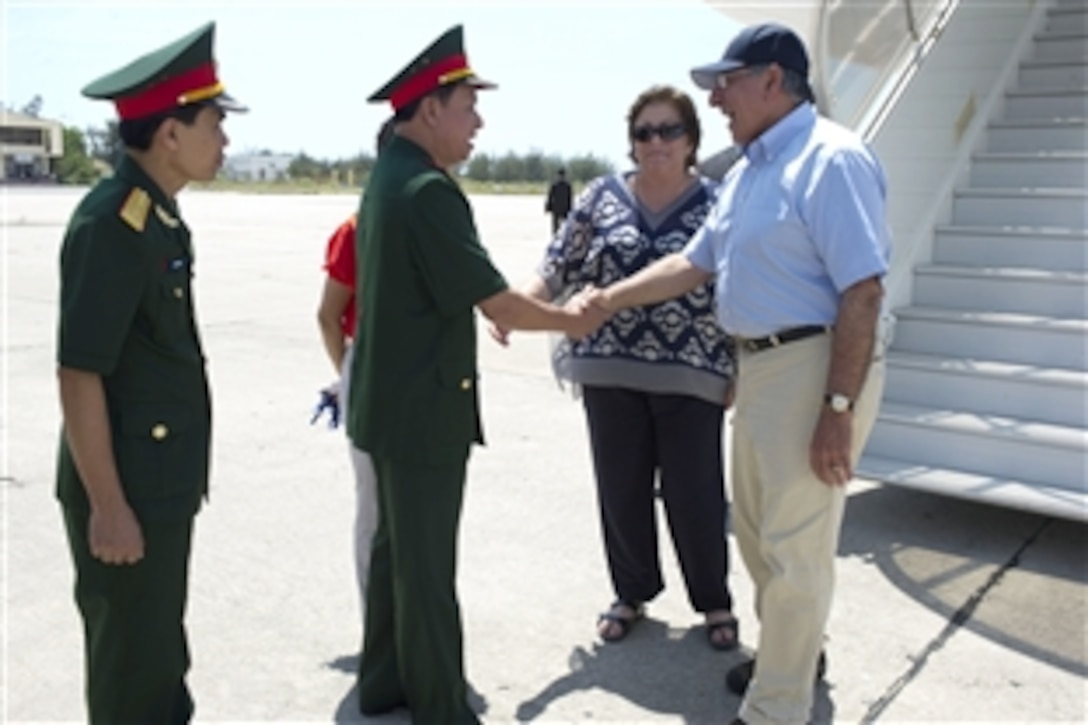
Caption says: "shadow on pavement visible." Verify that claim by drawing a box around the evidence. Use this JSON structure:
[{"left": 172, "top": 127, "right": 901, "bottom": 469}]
[
  {"left": 840, "top": 485, "right": 1087, "bottom": 677},
  {"left": 329, "top": 654, "right": 489, "bottom": 724},
  {"left": 514, "top": 620, "right": 836, "bottom": 724}
]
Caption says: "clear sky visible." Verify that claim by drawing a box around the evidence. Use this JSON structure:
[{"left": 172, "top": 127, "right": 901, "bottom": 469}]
[{"left": 2, "top": 0, "right": 743, "bottom": 170}]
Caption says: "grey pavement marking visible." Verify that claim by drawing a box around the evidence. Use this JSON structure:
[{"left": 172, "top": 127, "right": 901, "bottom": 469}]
[{"left": 860, "top": 517, "right": 1053, "bottom": 723}]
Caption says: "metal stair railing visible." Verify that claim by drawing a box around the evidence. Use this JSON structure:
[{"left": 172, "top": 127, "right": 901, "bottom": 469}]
[{"left": 814, "top": 0, "right": 959, "bottom": 140}]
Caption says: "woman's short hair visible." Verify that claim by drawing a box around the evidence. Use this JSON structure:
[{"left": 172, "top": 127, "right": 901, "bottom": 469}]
[
  {"left": 376, "top": 116, "right": 397, "bottom": 153},
  {"left": 626, "top": 84, "right": 701, "bottom": 169}
]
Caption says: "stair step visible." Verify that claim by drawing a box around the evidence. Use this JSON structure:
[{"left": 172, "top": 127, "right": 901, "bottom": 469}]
[
  {"left": 867, "top": 6, "right": 1088, "bottom": 522},
  {"left": 933, "top": 225, "right": 1088, "bottom": 270},
  {"left": 1036, "top": 27, "right": 1088, "bottom": 40},
  {"left": 883, "top": 351, "right": 1088, "bottom": 427},
  {"left": 863, "top": 401, "right": 1088, "bottom": 488},
  {"left": 893, "top": 306, "right": 1088, "bottom": 368},
  {"left": 1033, "top": 33, "right": 1088, "bottom": 61},
  {"left": 1046, "top": 8, "right": 1088, "bottom": 34},
  {"left": 986, "top": 117, "right": 1088, "bottom": 152},
  {"left": 970, "top": 151, "right": 1088, "bottom": 187},
  {"left": 914, "top": 264, "right": 1088, "bottom": 316},
  {"left": 856, "top": 455, "right": 1088, "bottom": 522},
  {"left": 953, "top": 188, "right": 1088, "bottom": 228},
  {"left": 1019, "top": 58, "right": 1088, "bottom": 86},
  {"left": 1004, "top": 87, "right": 1088, "bottom": 119}
]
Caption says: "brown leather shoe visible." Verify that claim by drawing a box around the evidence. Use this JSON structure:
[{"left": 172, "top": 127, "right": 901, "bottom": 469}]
[{"left": 725, "top": 651, "right": 827, "bottom": 695}]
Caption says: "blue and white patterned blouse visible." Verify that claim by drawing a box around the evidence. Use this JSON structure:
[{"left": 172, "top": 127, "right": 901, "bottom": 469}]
[{"left": 538, "top": 171, "right": 735, "bottom": 405}]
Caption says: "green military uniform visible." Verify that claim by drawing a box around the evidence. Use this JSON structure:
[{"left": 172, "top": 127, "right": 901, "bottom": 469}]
[
  {"left": 347, "top": 26, "right": 504, "bottom": 724},
  {"left": 56, "top": 22, "right": 243, "bottom": 724}
]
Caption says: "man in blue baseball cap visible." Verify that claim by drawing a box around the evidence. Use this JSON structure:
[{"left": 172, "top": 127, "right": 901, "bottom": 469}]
[
  {"left": 690, "top": 22, "right": 817, "bottom": 104},
  {"left": 580, "top": 22, "right": 890, "bottom": 725}
]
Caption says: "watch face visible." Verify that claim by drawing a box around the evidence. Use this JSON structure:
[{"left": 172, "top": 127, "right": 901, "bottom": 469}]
[{"left": 830, "top": 394, "right": 851, "bottom": 413}]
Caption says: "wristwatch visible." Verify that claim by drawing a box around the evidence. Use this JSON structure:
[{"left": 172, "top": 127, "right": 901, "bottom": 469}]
[{"left": 824, "top": 392, "right": 854, "bottom": 413}]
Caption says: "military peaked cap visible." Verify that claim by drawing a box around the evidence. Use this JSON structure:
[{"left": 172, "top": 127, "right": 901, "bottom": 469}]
[
  {"left": 368, "top": 25, "right": 496, "bottom": 112},
  {"left": 82, "top": 21, "right": 247, "bottom": 120}
]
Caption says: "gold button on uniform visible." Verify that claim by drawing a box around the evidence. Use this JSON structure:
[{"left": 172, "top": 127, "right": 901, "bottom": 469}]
[
  {"left": 173, "top": 287, "right": 184, "bottom": 299},
  {"left": 151, "top": 423, "right": 169, "bottom": 440},
  {"left": 460, "top": 378, "right": 472, "bottom": 390}
]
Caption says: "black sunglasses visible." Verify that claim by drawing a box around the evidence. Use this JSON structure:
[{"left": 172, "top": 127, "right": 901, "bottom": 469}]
[{"left": 632, "top": 122, "right": 687, "bottom": 143}]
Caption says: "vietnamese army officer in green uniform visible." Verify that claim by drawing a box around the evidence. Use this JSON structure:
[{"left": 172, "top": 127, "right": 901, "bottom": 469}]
[
  {"left": 348, "top": 25, "right": 606, "bottom": 724},
  {"left": 55, "top": 22, "right": 245, "bottom": 724}
]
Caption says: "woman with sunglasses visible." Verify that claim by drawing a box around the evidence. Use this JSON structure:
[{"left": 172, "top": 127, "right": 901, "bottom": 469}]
[{"left": 491, "top": 85, "right": 738, "bottom": 649}]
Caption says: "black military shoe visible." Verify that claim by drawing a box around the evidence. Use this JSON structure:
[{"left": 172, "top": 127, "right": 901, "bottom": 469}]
[{"left": 725, "top": 651, "right": 827, "bottom": 696}]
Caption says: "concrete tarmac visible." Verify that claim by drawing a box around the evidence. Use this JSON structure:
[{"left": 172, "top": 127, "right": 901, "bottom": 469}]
[{"left": 2, "top": 187, "right": 1085, "bottom": 723}]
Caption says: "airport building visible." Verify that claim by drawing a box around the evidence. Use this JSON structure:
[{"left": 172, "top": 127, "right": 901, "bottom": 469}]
[
  {"left": 1, "top": 109, "right": 63, "bottom": 181},
  {"left": 222, "top": 151, "right": 293, "bottom": 182}
]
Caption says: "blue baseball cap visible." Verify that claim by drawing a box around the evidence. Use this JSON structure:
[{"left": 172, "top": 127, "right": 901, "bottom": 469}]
[{"left": 691, "top": 22, "right": 815, "bottom": 101}]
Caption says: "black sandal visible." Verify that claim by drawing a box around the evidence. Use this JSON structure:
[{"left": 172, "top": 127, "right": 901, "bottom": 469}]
[
  {"left": 597, "top": 600, "right": 644, "bottom": 642},
  {"left": 706, "top": 615, "right": 740, "bottom": 651}
]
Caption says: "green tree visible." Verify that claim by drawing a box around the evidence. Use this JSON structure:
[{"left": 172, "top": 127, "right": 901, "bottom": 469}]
[
  {"left": 341, "top": 151, "right": 378, "bottom": 187},
  {"left": 491, "top": 151, "right": 524, "bottom": 182},
  {"left": 523, "top": 150, "right": 546, "bottom": 182},
  {"left": 566, "top": 154, "right": 613, "bottom": 183},
  {"left": 465, "top": 153, "right": 492, "bottom": 181},
  {"left": 288, "top": 152, "right": 329, "bottom": 181},
  {"left": 542, "top": 154, "right": 565, "bottom": 181},
  {"left": 86, "top": 120, "right": 122, "bottom": 167},
  {"left": 55, "top": 126, "right": 101, "bottom": 184}
]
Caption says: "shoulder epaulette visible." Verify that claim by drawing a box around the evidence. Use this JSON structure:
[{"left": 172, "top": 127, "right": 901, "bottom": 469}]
[{"left": 118, "top": 187, "right": 151, "bottom": 232}]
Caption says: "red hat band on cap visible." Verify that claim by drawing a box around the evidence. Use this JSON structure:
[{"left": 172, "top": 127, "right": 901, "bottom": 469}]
[
  {"left": 389, "top": 53, "right": 472, "bottom": 111},
  {"left": 114, "top": 62, "right": 223, "bottom": 120}
]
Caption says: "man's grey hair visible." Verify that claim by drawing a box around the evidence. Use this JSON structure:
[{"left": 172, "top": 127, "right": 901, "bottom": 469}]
[{"left": 781, "top": 68, "right": 811, "bottom": 102}]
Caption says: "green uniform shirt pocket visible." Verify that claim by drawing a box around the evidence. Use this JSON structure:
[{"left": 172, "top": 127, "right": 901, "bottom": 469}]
[
  {"left": 430, "top": 360, "right": 482, "bottom": 448},
  {"left": 116, "top": 404, "right": 207, "bottom": 502},
  {"left": 155, "top": 268, "right": 193, "bottom": 338}
]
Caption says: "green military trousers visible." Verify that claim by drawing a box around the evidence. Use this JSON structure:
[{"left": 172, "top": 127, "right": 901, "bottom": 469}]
[
  {"left": 357, "top": 453, "right": 478, "bottom": 725},
  {"left": 62, "top": 507, "right": 195, "bottom": 725}
]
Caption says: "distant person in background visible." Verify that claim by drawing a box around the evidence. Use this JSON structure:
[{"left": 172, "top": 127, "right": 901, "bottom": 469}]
[
  {"left": 314, "top": 118, "right": 395, "bottom": 634},
  {"left": 492, "top": 84, "right": 739, "bottom": 651},
  {"left": 545, "top": 167, "right": 573, "bottom": 234},
  {"left": 55, "top": 22, "right": 245, "bottom": 723}
]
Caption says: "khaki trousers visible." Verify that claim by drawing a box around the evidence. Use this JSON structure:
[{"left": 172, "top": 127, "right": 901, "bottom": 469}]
[{"left": 732, "top": 334, "right": 884, "bottom": 725}]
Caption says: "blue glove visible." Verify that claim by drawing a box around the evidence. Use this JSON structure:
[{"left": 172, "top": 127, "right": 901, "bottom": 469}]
[{"left": 311, "top": 384, "right": 340, "bottom": 429}]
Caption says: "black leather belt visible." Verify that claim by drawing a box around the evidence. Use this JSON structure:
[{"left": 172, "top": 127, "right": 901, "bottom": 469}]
[{"left": 736, "top": 325, "right": 830, "bottom": 353}]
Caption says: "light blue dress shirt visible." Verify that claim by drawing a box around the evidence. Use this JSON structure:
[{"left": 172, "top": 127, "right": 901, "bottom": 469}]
[{"left": 684, "top": 103, "right": 891, "bottom": 338}]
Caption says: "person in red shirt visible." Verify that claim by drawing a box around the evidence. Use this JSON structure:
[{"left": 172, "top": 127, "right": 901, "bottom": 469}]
[
  {"left": 316, "top": 120, "right": 394, "bottom": 633},
  {"left": 317, "top": 213, "right": 377, "bottom": 629}
]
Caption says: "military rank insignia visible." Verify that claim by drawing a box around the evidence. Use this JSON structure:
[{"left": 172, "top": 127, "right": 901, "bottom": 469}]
[{"left": 119, "top": 187, "right": 151, "bottom": 232}]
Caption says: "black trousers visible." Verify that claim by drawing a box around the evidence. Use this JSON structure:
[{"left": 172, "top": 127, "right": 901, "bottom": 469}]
[
  {"left": 582, "top": 386, "right": 732, "bottom": 613},
  {"left": 357, "top": 453, "right": 478, "bottom": 725},
  {"left": 63, "top": 507, "right": 194, "bottom": 725}
]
